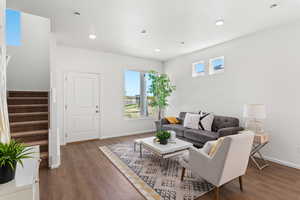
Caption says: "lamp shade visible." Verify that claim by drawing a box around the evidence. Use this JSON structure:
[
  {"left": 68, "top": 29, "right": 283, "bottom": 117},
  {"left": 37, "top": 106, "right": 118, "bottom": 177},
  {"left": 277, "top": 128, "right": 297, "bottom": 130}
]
[{"left": 243, "top": 104, "right": 266, "bottom": 119}]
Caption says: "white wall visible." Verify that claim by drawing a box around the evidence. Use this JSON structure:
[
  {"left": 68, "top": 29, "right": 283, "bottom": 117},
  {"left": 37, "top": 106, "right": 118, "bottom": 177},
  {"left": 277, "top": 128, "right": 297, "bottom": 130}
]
[
  {"left": 164, "top": 21, "right": 300, "bottom": 168},
  {"left": 7, "top": 12, "right": 50, "bottom": 91},
  {"left": 52, "top": 45, "right": 163, "bottom": 144}
]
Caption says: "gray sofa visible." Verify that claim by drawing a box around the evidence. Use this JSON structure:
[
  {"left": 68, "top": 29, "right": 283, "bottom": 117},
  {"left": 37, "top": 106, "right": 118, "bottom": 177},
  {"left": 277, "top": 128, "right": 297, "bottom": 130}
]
[{"left": 160, "top": 112, "right": 243, "bottom": 147}]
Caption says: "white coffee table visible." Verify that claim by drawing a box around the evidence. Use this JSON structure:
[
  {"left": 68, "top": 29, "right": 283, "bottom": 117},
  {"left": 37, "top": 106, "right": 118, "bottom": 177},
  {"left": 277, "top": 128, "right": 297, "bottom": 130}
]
[{"left": 139, "top": 137, "right": 193, "bottom": 159}]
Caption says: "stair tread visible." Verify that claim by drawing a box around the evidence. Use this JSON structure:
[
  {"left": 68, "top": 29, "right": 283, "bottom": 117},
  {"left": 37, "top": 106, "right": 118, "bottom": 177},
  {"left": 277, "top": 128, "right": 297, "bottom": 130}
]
[
  {"left": 8, "top": 104, "right": 48, "bottom": 108},
  {"left": 8, "top": 97, "right": 48, "bottom": 99},
  {"left": 9, "top": 112, "right": 48, "bottom": 116},
  {"left": 11, "top": 130, "right": 48, "bottom": 138},
  {"left": 9, "top": 91, "right": 48, "bottom": 93},
  {"left": 25, "top": 140, "right": 48, "bottom": 146},
  {"left": 10, "top": 120, "right": 48, "bottom": 126}
]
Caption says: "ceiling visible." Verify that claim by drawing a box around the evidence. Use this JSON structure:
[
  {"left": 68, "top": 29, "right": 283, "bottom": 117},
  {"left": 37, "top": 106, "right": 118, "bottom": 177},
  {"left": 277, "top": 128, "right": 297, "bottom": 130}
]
[{"left": 7, "top": 0, "right": 300, "bottom": 61}]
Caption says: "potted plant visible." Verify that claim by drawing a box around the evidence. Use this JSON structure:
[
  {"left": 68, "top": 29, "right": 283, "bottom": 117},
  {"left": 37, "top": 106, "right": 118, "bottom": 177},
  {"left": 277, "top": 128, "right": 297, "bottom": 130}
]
[
  {"left": 0, "top": 140, "right": 33, "bottom": 184},
  {"left": 156, "top": 130, "right": 171, "bottom": 145},
  {"left": 148, "top": 71, "right": 176, "bottom": 131}
]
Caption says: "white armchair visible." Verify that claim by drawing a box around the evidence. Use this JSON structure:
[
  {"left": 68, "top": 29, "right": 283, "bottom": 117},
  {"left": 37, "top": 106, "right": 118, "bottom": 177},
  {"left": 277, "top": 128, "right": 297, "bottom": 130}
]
[{"left": 180, "top": 131, "right": 255, "bottom": 200}]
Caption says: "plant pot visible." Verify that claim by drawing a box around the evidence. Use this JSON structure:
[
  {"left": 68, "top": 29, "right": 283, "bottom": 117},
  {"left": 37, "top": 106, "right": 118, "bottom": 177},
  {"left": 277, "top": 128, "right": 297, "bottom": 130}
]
[
  {"left": 159, "top": 139, "right": 168, "bottom": 145},
  {"left": 0, "top": 163, "right": 16, "bottom": 184}
]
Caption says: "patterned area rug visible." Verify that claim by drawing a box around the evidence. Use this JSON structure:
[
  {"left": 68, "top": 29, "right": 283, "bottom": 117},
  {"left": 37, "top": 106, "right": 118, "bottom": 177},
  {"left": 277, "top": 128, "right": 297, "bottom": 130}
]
[{"left": 99, "top": 142, "right": 214, "bottom": 200}]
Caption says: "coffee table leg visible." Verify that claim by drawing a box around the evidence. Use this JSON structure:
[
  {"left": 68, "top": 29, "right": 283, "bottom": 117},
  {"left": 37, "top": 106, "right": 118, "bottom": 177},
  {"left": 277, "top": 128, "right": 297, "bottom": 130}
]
[{"left": 140, "top": 144, "right": 142, "bottom": 158}]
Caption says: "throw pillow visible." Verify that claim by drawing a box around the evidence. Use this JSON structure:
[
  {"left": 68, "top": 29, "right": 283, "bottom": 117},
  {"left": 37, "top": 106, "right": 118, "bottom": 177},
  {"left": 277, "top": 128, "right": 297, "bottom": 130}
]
[
  {"left": 199, "top": 112, "right": 214, "bottom": 131},
  {"left": 183, "top": 113, "right": 201, "bottom": 129},
  {"left": 208, "top": 137, "right": 224, "bottom": 156},
  {"left": 165, "top": 117, "right": 179, "bottom": 124}
]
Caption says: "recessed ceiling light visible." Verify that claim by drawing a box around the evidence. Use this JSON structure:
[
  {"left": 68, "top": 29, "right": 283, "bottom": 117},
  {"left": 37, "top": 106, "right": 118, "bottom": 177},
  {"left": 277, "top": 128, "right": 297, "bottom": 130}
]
[
  {"left": 154, "top": 49, "right": 161, "bottom": 52},
  {"left": 141, "top": 30, "right": 147, "bottom": 34},
  {"left": 215, "top": 19, "right": 224, "bottom": 26},
  {"left": 270, "top": 3, "right": 278, "bottom": 8},
  {"left": 73, "top": 11, "right": 81, "bottom": 16},
  {"left": 89, "top": 34, "right": 97, "bottom": 40}
]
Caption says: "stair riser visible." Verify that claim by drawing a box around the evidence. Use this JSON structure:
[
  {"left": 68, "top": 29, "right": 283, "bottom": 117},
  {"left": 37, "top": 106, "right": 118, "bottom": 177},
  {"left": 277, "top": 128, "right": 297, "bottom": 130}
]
[
  {"left": 9, "top": 114, "right": 48, "bottom": 122},
  {"left": 8, "top": 106, "right": 48, "bottom": 113},
  {"left": 9, "top": 91, "right": 48, "bottom": 97},
  {"left": 13, "top": 134, "right": 48, "bottom": 144},
  {"left": 10, "top": 123, "right": 48, "bottom": 132},
  {"left": 40, "top": 145, "right": 48, "bottom": 153},
  {"left": 8, "top": 98, "right": 48, "bottom": 105}
]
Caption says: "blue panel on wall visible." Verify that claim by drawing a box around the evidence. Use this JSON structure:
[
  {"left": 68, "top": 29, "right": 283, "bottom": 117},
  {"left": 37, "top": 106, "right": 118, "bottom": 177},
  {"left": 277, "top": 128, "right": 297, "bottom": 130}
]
[{"left": 195, "top": 63, "right": 205, "bottom": 73}]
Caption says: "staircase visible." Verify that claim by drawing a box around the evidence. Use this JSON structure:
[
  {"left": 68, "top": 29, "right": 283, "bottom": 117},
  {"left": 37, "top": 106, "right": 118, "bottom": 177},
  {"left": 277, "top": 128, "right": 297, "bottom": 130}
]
[{"left": 7, "top": 91, "right": 49, "bottom": 168}]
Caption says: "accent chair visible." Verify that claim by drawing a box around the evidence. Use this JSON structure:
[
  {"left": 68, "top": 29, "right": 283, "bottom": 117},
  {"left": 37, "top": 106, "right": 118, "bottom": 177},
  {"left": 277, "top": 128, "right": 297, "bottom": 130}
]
[{"left": 179, "top": 131, "right": 255, "bottom": 200}]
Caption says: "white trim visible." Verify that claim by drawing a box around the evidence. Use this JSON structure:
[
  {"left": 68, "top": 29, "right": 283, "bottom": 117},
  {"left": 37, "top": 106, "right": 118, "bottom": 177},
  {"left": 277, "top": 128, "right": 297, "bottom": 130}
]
[
  {"left": 263, "top": 156, "right": 300, "bottom": 169},
  {"left": 63, "top": 71, "right": 102, "bottom": 144},
  {"left": 100, "top": 129, "right": 155, "bottom": 139},
  {"left": 124, "top": 117, "right": 156, "bottom": 121},
  {"left": 50, "top": 163, "right": 61, "bottom": 169}
]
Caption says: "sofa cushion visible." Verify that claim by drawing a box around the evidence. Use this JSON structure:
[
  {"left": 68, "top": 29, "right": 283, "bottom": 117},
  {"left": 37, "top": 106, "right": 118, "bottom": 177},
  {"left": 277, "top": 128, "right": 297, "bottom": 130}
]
[
  {"left": 184, "top": 129, "right": 219, "bottom": 144},
  {"left": 218, "top": 127, "right": 244, "bottom": 137},
  {"left": 211, "top": 115, "right": 239, "bottom": 132},
  {"left": 178, "top": 112, "right": 187, "bottom": 124},
  {"left": 161, "top": 124, "right": 185, "bottom": 137}
]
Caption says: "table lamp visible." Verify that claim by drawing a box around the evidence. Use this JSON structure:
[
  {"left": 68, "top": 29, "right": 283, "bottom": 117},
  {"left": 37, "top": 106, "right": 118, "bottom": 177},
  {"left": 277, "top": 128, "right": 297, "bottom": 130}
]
[{"left": 243, "top": 104, "right": 266, "bottom": 133}]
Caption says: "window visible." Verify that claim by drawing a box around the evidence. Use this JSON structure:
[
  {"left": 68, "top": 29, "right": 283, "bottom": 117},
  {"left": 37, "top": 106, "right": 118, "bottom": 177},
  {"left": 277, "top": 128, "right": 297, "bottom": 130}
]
[
  {"left": 192, "top": 61, "right": 205, "bottom": 77},
  {"left": 124, "top": 70, "right": 155, "bottom": 118},
  {"left": 6, "top": 9, "right": 21, "bottom": 46},
  {"left": 209, "top": 56, "right": 225, "bottom": 75}
]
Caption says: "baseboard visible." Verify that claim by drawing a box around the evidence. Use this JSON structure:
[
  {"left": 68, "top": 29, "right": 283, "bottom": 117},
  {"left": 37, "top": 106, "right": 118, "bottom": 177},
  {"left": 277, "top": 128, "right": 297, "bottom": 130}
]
[
  {"left": 263, "top": 156, "right": 300, "bottom": 169},
  {"left": 100, "top": 129, "right": 155, "bottom": 139}
]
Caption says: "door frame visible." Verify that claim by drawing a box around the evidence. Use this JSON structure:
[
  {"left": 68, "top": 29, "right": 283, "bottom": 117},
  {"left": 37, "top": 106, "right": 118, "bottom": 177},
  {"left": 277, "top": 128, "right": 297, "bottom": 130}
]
[{"left": 63, "top": 71, "right": 102, "bottom": 144}]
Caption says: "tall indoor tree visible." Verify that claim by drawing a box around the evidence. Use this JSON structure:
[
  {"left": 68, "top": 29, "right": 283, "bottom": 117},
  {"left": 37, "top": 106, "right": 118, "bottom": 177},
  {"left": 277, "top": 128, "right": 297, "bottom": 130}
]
[{"left": 148, "top": 70, "right": 175, "bottom": 122}]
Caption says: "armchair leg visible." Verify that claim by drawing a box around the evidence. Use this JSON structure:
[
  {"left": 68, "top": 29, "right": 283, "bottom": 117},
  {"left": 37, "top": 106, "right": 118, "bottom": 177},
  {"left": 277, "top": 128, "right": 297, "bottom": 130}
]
[
  {"left": 239, "top": 176, "right": 243, "bottom": 192},
  {"left": 181, "top": 167, "right": 186, "bottom": 181},
  {"left": 215, "top": 187, "right": 220, "bottom": 200}
]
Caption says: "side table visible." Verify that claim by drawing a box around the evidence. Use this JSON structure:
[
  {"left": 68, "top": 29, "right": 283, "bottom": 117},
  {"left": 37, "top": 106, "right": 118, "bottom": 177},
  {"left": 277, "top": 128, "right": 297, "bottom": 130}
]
[{"left": 250, "top": 133, "right": 269, "bottom": 170}]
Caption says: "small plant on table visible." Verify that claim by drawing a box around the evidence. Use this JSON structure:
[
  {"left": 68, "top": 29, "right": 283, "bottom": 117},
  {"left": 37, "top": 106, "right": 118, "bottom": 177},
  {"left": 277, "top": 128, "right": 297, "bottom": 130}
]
[{"left": 156, "top": 131, "right": 171, "bottom": 145}]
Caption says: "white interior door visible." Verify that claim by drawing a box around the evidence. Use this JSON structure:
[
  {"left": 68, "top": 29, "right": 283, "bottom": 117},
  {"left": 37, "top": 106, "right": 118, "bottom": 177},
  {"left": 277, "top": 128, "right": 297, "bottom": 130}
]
[{"left": 65, "top": 72, "right": 100, "bottom": 143}]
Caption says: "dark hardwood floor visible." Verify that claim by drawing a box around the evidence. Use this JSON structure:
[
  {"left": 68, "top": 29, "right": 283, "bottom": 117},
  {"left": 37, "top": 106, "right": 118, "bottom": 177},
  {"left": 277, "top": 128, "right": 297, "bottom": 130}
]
[{"left": 40, "top": 133, "right": 300, "bottom": 200}]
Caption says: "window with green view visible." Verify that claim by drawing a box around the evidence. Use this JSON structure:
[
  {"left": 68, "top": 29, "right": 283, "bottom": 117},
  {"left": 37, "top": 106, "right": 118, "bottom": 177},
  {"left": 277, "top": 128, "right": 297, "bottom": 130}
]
[{"left": 124, "top": 70, "right": 155, "bottom": 118}]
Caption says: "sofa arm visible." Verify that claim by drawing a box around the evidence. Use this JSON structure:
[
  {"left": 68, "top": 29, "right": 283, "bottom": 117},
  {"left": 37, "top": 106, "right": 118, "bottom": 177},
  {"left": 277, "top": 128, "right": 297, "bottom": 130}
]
[
  {"left": 218, "top": 127, "right": 244, "bottom": 137},
  {"left": 161, "top": 118, "right": 170, "bottom": 125}
]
